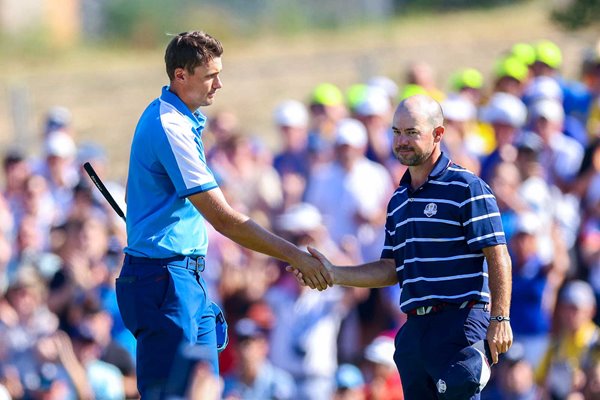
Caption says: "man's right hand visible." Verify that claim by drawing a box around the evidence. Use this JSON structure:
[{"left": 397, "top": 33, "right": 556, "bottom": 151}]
[{"left": 287, "top": 247, "right": 334, "bottom": 291}]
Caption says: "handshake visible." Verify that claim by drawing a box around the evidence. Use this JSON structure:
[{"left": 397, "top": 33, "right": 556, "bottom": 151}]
[{"left": 286, "top": 246, "right": 336, "bottom": 291}]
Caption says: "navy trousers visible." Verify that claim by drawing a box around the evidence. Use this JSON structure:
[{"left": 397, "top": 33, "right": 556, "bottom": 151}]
[
  {"left": 394, "top": 306, "right": 490, "bottom": 399},
  {"left": 116, "top": 255, "right": 217, "bottom": 399}
]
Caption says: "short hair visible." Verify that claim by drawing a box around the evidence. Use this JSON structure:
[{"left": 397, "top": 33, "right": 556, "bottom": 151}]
[{"left": 164, "top": 31, "right": 223, "bottom": 81}]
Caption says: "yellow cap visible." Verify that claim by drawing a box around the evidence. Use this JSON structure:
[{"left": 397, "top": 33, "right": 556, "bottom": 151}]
[
  {"left": 451, "top": 68, "right": 484, "bottom": 91},
  {"left": 495, "top": 56, "right": 529, "bottom": 82},
  {"left": 345, "top": 84, "right": 368, "bottom": 111},
  {"left": 399, "top": 84, "right": 428, "bottom": 101},
  {"left": 511, "top": 42, "right": 536, "bottom": 66},
  {"left": 534, "top": 40, "right": 562, "bottom": 69},
  {"left": 311, "top": 83, "right": 344, "bottom": 106}
]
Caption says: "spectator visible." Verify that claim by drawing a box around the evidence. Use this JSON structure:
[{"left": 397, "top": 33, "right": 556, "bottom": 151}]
[
  {"left": 448, "top": 67, "right": 485, "bottom": 105},
  {"left": 334, "top": 364, "right": 367, "bottom": 400},
  {"left": 353, "top": 86, "right": 396, "bottom": 177},
  {"left": 222, "top": 318, "right": 296, "bottom": 400},
  {"left": 509, "top": 212, "right": 567, "bottom": 368},
  {"left": 493, "top": 56, "right": 529, "bottom": 97},
  {"left": 536, "top": 280, "right": 600, "bottom": 398},
  {"left": 307, "top": 82, "right": 348, "bottom": 166},
  {"left": 484, "top": 341, "right": 541, "bottom": 400},
  {"left": 305, "top": 118, "right": 394, "bottom": 261},
  {"left": 272, "top": 99, "right": 311, "bottom": 179},
  {"left": 212, "top": 133, "right": 284, "bottom": 217},
  {"left": 33, "top": 130, "right": 79, "bottom": 224},
  {"left": 440, "top": 95, "right": 483, "bottom": 174},
  {"left": 405, "top": 61, "right": 445, "bottom": 101},
  {"left": 479, "top": 92, "right": 528, "bottom": 183},
  {"left": 362, "top": 335, "right": 403, "bottom": 400},
  {"left": 528, "top": 98, "right": 584, "bottom": 189}
]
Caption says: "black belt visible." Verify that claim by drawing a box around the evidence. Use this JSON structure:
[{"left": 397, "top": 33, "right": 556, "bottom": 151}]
[
  {"left": 124, "top": 254, "right": 205, "bottom": 273},
  {"left": 407, "top": 300, "right": 488, "bottom": 317}
]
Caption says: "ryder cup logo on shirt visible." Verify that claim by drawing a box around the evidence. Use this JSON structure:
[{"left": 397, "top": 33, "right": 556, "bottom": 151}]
[
  {"left": 424, "top": 202, "right": 437, "bottom": 217},
  {"left": 437, "top": 379, "right": 447, "bottom": 393}
]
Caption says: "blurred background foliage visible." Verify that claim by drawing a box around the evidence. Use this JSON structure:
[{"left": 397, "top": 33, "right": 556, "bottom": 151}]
[
  {"left": 0, "top": 0, "right": 598, "bottom": 178},
  {"left": 0, "top": 0, "right": 596, "bottom": 53},
  {"left": 0, "top": 0, "right": 545, "bottom": 52}
]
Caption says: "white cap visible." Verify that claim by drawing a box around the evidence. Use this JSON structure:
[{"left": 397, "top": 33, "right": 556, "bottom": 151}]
[
  {"left": 513, "top": 212, "right": 542, "bottom": 236},
  {"left": 334, "top": 118, "right": 368, "bottom": 147},
  {"left": 524, "top": 76, "right": 563, "bottom": 103},
  {"left": 364, "top": 336, "right": 396, "bottom": 368},
  {"left": 273, "top": 100, "right": 309, "bottom": 128},
  {"left": 275, "top": 203, "right": 322, "bottom": 233},
  {"left": 354, "top": 86, "right": 391, "bottom": 117},
  {"left": 366, "top": 75, "right": 399, "bottom": 99},
  {"left": 559, "top": 280, "right": 596, "bottom": 309},
  {"left": 480, "top": 92, "right": 527, "bottom": 128},
  {"left": 45, "top": 130, "right": 76, "bottom": 158},
  {"left": 529, "top": 99, "right": 565, "bottom": 123},
  {"left": 442, "top": 95, "right": 477, "bottom": 122}
]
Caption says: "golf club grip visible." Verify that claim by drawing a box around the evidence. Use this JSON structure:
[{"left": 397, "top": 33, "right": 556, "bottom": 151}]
[{"left": 83, "top": 162, "right": 126, "bottom": 222}]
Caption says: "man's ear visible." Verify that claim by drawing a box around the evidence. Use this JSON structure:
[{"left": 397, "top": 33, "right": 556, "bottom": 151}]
[
  {"left": 173, "top": 67, "right": 187, "bottom": 82},
  {"left": 433, "top": 126, "right": 445, "bottom": 142}
]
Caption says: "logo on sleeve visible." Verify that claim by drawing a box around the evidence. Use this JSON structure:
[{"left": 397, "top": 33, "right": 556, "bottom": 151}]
[{"left": 424, "top": 202, "right": 437, "bottom": 217}]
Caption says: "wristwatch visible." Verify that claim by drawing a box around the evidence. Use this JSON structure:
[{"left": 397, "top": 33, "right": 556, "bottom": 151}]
[{"left": 490, "top": 315, "right": 510, "bottom": 322}]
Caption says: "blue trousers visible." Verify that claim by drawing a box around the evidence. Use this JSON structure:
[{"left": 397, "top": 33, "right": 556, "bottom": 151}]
[
  {"left": 116, "top": 255, "right": 218, "bottom": 399},
  {"left": 393, "top": 306, "right": 490, "bottom": 399}
]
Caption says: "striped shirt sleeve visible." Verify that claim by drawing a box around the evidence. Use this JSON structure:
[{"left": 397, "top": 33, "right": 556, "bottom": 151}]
[{"left": 460, "top": 179, "right": 506, "bottom": 251}]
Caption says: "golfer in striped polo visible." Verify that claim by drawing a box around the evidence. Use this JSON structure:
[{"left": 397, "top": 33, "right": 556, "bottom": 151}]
[{"left": 306, "top": 94, "right": 512, "bottom": 399}]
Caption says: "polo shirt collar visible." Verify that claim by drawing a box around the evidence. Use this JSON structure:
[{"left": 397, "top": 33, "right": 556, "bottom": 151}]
[
  {"left": 160, "top": 86, "right": 206, "bottom": 129},
  {"left": 400, "top": 152, "right": 452, "bottom": 187}
]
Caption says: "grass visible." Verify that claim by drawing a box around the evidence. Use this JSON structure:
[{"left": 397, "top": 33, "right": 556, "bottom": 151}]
[{"left": 0, "top": 0, "right": 597, "bottom": 180}]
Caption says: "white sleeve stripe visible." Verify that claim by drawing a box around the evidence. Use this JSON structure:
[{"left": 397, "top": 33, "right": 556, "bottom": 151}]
[
  {"left": 159, "top": 101, "right": 213, "bottom": 190},
  {"left": 429, "top": 180, "right": 469, "bottom": 187},
  {"left": 386, "top": 217, "right": 461, "bottom": 235},
  {"left": 383, "top": 236, "right": 466, "bottom": 251},
  {"left": 403, "top": 272, "right": 489, "bottom": 284},
  {"left": 460, "top": 194, "right": 496, "bottom": 208},
  {"left": 389, "top": 187, "right": 407, "bottom": 200},
  {"left": 387, "top": 199, "right": 410, "bottom": 216},
  {"left": 447, "top": 167, "right": 476, "bottom": 176},
  {"left": 403, "top": 253, "right": 484, "bottom": 264},
  {"left": 400, "top": 291, "right": 490, "bottom": 308},
  {"left": 463, "top": 212, "right": 501, "bottom": 226},
  {"left": 466, "top": 232, "right": 506, "bottom": 244}
]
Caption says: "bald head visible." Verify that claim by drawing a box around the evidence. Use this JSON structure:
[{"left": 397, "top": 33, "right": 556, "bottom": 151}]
[
  {"left": 391, "top": 95, "right": 445, "bottom": 168},
  {"left": 395, "top": 95, "right": 444, "bottom": 130}
]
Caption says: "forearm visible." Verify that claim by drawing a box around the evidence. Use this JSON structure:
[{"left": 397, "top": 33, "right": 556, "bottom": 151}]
[
  {"left": 483, "top": 245, "right": 512, "bottom": 316},
  {"left": 332, "top": 259, "right": 398, "bottom": 288},
  {"left": 217, "top": 215, "right": 303, "bottom": 264},
  {"left": 190, "top": 189, "right": 303, "bottom": 264}
]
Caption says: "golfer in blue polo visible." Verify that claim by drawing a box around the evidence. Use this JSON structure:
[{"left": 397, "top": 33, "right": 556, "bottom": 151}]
[{"left": 117, "top": 31, "right": 332, "bottom": 400}]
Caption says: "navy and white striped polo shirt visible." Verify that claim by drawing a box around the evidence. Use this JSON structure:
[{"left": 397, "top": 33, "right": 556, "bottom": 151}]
[{"left": 381, "top": 153, "right": 506, "bottom": 313}]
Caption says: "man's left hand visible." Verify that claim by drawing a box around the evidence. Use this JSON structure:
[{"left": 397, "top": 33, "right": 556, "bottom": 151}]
[{"left": 486, "top": 320, "right": 513, "bottom": 364}]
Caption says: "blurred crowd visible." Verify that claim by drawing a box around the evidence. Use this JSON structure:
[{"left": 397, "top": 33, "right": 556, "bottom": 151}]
[{"left": 2, "top": 37, "right": 600, "bottom": 400}]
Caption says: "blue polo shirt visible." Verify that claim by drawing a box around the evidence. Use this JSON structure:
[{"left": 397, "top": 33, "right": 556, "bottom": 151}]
[
  {"left": 124, "top": 86, "right": 218, "bottom": 258},
  {"left": 381, "top": 153, "right": 506, "bottom": 313}
]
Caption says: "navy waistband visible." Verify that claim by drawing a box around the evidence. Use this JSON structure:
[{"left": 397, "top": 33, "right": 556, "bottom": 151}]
[
  {"left": 124, "top": 254, "right": 205, "bottom": 272},
  {"left": 407, "top": 300, "right": 488, "bottom": 317}
]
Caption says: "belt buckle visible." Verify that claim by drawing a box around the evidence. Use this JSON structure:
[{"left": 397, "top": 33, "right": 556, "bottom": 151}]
[
  {"left": 416, "top": 306, "right": 432, "bottom": 316},
  {"left": 187, "top": 257, "right": 203, "bottom": 273}
]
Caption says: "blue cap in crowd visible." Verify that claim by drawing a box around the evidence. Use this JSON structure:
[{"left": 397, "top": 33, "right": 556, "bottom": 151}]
[
  {"left": 336, "top": 364, "right": 365, "bottom": 390},
  {"left": 436, "top": 340, "right": 491, "bottom": 400}
]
